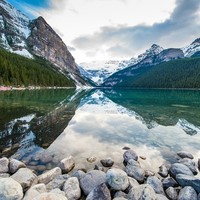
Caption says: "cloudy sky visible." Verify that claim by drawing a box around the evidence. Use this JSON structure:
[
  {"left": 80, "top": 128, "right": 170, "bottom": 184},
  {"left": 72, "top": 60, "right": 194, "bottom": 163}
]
[{"left": 8, "top": 0, "right": 200, "bottom": 63}]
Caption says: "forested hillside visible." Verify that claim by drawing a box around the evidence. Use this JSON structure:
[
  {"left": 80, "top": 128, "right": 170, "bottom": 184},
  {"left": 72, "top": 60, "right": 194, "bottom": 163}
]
[
  {"left": 119, "top": 57, "right": 200, "bottom": 88},
  {"left": 0, "top": 48, "right": 75, "bottom": 87}
]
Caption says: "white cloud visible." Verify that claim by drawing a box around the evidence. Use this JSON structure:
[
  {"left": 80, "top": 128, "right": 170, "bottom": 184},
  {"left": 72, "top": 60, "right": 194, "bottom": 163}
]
[{"left": 26, "top": 0, "right": 176, "bottom": 62}]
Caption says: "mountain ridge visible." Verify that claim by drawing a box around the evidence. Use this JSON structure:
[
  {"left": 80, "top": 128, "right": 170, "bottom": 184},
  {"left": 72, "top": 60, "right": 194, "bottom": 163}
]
[{"left": 0, "top": 0, "right": 88, "bottom": 86}]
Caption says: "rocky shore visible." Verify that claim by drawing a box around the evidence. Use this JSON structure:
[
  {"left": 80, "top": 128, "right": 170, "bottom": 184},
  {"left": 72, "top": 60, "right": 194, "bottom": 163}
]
[{"left": 0, "top": 149, "right": 200, "bottom": 200}]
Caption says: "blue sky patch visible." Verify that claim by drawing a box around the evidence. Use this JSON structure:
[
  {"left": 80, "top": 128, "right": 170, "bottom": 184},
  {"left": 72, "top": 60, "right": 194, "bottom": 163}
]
[{"left": 7, "top": 0, "right": 50, "bottom": 18}]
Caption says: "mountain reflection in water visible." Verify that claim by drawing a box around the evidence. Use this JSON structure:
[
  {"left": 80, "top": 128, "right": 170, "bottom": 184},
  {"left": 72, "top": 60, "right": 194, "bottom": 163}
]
[{"left": 0, "top": 89, "right": 200, "bottom": 173}]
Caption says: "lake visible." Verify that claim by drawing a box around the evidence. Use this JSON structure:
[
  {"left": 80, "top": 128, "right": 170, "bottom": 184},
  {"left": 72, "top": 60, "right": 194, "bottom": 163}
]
[{"left": 0, "top": 89, "right": 200, "bottom": 174}]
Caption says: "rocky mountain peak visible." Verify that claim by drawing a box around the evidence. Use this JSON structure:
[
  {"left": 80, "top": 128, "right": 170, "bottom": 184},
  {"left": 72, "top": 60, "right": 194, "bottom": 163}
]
[
  {"left": 182, "top": 37, "right": 200, "bottom": 57},
  {"left": 191, "top": 38, "right": 200, "bottom": 44},
  {"left": 0, "top": 0, "right": 87, "bottom": 86}
]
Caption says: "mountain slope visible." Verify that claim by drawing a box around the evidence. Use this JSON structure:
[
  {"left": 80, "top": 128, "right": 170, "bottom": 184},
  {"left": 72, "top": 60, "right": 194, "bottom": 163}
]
[
  {"left": 0, "top": 47, "right": 75, "bottom": 87},
  {"left": 124, "top": 57, "right": 200, "bottom": 88},
  {"left": 79, "top": 60, "right": 129, "bottom": 85},
  {"left": 0, "top": 0, "right": 87, "bottom": 86},
  {"left": 103, "top": 45, "right": 184, "bottom": 87}
]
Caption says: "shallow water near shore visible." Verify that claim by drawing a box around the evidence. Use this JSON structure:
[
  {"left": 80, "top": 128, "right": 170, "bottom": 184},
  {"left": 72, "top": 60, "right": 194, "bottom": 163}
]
[{"left": 0, "top": 88, "right": 200, "bottom": 174}]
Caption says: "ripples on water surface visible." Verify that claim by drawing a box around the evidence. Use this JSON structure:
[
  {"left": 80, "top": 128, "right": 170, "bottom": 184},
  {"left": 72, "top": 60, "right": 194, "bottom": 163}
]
[{"left": 0, "top": 89, "right": 200, "bottom": 173}]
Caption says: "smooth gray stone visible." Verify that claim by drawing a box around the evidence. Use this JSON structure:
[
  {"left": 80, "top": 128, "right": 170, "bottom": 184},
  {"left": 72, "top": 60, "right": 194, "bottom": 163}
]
[
  {"left": 11, "top": 168, "right": 38, "bottom": 191},
  {"left": 71, "top": 170, "right": 86, "bottom": 180},
  {"left": 128, "top": 184, "right": 156, "bottom": 200},
  {"left": 100, "top": 158, "right": 114, "bottom": 167},
  {"left": 59, "top": 156, "right": 75, "bottom": 173},
  {"left": 80, "top": 170, "right": 106, "bottom": 195},
  {"left": 38, "top": 167, "right": 61, "bottom": 185},
  {"left": 162, "top": 177, "right": 178, "bottom": 189},
  {"left": 178, "top": 186, "right": 197, "bottom": 200},
  {"left": 9, "top": 159, "right": 26, "bottom": 174},
  {"left": 177, "top": 151, "right": 194, "bottom": 159},
  {"left": 125, "top": 159, "right": 145, "bottom": 183},
  {"left": 123, "top": 150, "right": 138, "bottom": 163},
  {"left": 176, "top": 174, "right": 200, "bottom": 193},
  {"left": 158, "top": 164, "right": 168, "bottom": 178},
  {"left": 63, "top": 177, "right": 81, "bottom": 200},
  {"left": 178, "top": 158, "right": 198, "bottom": 175},
  {"left": 0, "top": 157, "right": 9, "bottom": 173},
  {"left": 86, "top": 183, "right": 111, "bottom": 200},
  {"left": 169, "top": 163, "right": 193, "bottom": 178},
  {"left": 165, "top": 187, "right": 178, "bottom": 200},
  {"left": 0, "top": 177, "right": 23, "bottom": 200},
  {"left": 106, "top": 168, "right": 129, "bottom": 191},
  {"left": 46, "top": 174, "right": 69, "bottom": 191},
  {"left": 156, "top": 194, "right": 169, "bottom": 200},
  {"left": 146, "top": 176, "right": 164, "bottom": 194}
]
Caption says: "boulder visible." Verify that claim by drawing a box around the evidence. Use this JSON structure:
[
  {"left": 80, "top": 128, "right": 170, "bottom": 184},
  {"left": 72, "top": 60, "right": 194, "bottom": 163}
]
[
  {"left": 156, "top": 194, "right": 169, "bottom": 200},
  {"left": 178, "top": 158, "right": 198, "bottom": 175},
  {"left": 38, "top": 167, "right": 62, "bottom": 184},
  {"left": 123, "top": 150, "right": 138, "bottom": 163},
  {"left": 176, "top": 174, "right": 200, "bottom": 193},
  {"left": 23, "top": 184, "right": 46, "bottom": 200},
  {"left": 100, "top": 158, "right": 114, "bottom": 167},
  {"left": 0, "top": 173, "right": 10, "bottom": 178},
  {"left": 0, "top": 157, "right": 9, "bottom": 173},
  {"left": 146, "top": 176, "right": 164, "bottom": 194},
  {"left": 0, "top": 177, "right": 23, "bottom": 200},
  {"left": 11, "top": 168, "right": 38, "bottom": 191},
  {"left": 63, "top": 177, "right": 81, "bottom": 200},
  {"left": 162, "top": 177, "right": 178, "bottom": 189},
  {"left": 169, "top": 163, "right": 193, "bottom": 178},
  {"left": 128, "top": 184, "right": 156, "bottom": 200},
  {"left": 114, "top": 191, "right": 128, "bottom": 199},
  {"left": 33, "top": 192, "right": 68, "bottom": 200},
  {"left": 158, "top": 164, "right": 168, "bottom": 178},
  {"left": 113, "top": 197, "right": 127, "bottom": 200},
  {"left": 86, "top": 183, "right": 111, "bottom": 200},
  {"left": 177, "top": 151, "right": 194, "bottom": 159},
  {"left": 46, "top": 174, "right": 68, "bottom": 191},
  {"left": 9, "top": 159, "right": 26, "bottom": 174},
  {"left": 106, "top": 168, "right": 129, "bottom": 191},
  {"left": 59, "top": 156, "right": 75, "bottom": 173},
  {"left": 80, "top": 170, "right": 106, "bottom": 195},
  {"left": 71, "top": 170, "right": 86, "bottom": 180},
  {"left": 50, "top": 188, "right": 65, "bottom": 196},
  {"left": 165, "top": 187, "right": 178, "bottom": 200},
  {"left": 178, "top": 186, "right": 197, "bottom": 200},
  {"left": 125, "top": 159, "right": 145, "bottom": 183}
]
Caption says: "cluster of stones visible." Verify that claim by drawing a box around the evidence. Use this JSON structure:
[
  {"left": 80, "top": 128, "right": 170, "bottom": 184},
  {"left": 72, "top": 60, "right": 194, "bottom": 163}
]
[{"left": 0, "top": 150, "right": 200, "bottom": 200}]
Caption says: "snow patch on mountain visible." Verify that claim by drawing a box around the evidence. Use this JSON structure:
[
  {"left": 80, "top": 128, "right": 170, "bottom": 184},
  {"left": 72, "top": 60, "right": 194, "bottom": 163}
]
[
  {"left": 182, "top": 38, "right": 200, "bottom": 57},
  {"left": 79, "top": 60, "right": 128, "bottom": 85},
  {"left": 0, "top": 0, "right": 32, "bottom": 58}
]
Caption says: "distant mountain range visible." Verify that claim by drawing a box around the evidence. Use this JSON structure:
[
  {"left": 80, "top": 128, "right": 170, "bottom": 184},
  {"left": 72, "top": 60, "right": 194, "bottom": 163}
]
[
  {"left": 79, "top": 40, "right": 200, "bottom": 87},
  {"left": 102, "top": 39, "right": 200, "bottom": 88},
  {"left": 0, "top": 0, "right": 88, "bottom": 87},
  {"left": 1, "top": 0, "right": 200, "bottom": 88}
]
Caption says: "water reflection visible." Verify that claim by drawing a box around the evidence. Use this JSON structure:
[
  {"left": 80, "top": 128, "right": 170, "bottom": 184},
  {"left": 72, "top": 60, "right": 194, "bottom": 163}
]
[
  {"left": 0, "top": 89, "right": 87, "bottom": 159},
  {"left": 47, "top": 89, "right": 200, "bottom": 173},
  {"left": 0, "top": 89, "right": 200, "bottom": 173}
]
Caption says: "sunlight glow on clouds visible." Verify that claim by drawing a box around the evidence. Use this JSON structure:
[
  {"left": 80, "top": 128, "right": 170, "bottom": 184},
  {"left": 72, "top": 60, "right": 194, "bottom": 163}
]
[{"left": 9, "top": 0, "right": 200, "bottom": 63}]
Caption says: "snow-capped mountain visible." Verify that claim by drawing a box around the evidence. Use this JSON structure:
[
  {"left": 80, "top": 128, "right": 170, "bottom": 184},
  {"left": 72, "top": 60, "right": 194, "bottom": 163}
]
[
  {"left": 79, "top": 60, "right": 129, "bottom": 85},
  {"left": 102, "top": 44, "right": 185, "bottom": 87},
  {"left": 182, "top": 38, "right": 200, "bottom": 57},
  {"left": 0, "top": 0, "right": 32, "bottom": 57},
  {"left": 79, "top": 44, "right": 164, "bottom": 85},
  {"left": 0, "top": 0, "right": 87, "bottom": 86}
]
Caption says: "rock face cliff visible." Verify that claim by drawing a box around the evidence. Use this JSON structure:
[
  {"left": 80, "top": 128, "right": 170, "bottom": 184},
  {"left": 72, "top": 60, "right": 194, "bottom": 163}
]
[
  {"left": 0, "top": 0, "right": 87, "bottom": 86},
  {"left": 27, "top": 17, "right": 79, "bottom": 76}
]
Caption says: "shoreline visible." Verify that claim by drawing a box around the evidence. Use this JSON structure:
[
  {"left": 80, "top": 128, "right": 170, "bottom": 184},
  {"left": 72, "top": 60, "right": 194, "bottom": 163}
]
[{"left": 0, "top": 149, "right": 200, "bottom": 199}]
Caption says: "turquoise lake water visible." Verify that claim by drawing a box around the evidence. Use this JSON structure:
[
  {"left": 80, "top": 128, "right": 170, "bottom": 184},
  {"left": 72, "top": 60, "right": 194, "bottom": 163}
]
[{"left": 0, "top": 89, "right": 200, "bottom": 173}]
